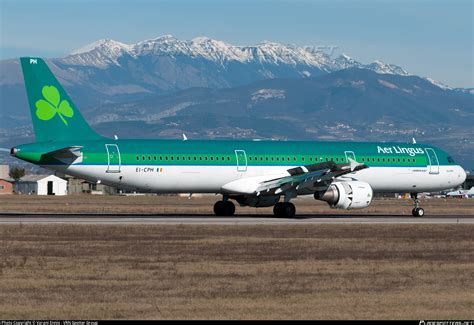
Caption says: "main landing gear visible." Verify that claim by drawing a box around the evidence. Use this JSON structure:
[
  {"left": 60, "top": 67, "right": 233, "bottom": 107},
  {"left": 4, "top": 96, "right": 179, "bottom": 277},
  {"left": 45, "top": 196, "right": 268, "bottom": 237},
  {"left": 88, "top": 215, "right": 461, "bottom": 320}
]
[
  {"left": 410, "top": 193, "right": 425, "bottom": 217},
  {"left": 213, "top": 200, "right": 235, "bottom": 216},
  {"left": 273, "top": 202, "right": 296, "bottom": 218},
  {"left": 213, "top": 197, "right": 297, "bottom": 218}
]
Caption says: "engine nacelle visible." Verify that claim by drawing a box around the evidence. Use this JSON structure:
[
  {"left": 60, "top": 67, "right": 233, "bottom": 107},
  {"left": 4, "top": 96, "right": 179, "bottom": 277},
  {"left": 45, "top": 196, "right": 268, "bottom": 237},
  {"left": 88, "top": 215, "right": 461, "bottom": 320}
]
[{"left": 314, "top": 181, "right": 373, "bottom": 209}]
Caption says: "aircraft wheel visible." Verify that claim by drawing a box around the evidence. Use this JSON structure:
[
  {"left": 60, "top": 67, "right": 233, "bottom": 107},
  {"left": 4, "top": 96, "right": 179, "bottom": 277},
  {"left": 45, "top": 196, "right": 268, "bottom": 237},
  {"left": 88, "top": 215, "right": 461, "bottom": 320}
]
[
  {"left": 214, "top": 201, "right": 235, "bottom": 216},
  {"left": 412, "top": 207, "right": 425, "bottom": 217},
  {"left": 273, "top": 202, "right": 296, "bottom": 218},
  {"left": 273, "top": 202, "right": 284, "bottom": 217},
  {"left": 224, "top": 201, "right": 235, "bottom": 216}
]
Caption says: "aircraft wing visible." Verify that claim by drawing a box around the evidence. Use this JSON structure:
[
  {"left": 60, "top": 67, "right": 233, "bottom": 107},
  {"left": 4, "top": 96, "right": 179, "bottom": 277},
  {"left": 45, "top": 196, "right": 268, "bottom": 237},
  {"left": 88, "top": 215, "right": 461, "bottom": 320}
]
[
  {"left": 222, "top": 158, "right": 368, "bottom": 196},
  {"left": 255, "top": 158, "right": 368, "bottom": 196}
]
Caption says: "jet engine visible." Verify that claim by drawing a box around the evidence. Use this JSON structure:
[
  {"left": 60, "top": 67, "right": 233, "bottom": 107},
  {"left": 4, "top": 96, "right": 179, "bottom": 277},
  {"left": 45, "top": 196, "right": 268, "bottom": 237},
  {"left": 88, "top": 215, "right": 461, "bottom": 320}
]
[{"left": 314, "top": 181, "right": 373, "bottom": 209}]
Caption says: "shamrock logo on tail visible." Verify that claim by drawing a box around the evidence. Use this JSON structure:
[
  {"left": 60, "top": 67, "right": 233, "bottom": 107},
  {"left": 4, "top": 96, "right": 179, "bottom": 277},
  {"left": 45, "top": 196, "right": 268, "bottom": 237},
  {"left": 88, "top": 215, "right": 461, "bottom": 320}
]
[{"left": 35, "top": 85, "right": 74, "bottom": 126}]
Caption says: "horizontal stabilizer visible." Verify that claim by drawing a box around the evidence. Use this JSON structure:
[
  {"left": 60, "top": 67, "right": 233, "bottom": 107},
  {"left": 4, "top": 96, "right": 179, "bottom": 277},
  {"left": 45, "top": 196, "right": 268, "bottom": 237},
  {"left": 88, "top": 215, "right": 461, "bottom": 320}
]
[{"left": 44, "top": 146, "right": 83, "bottom": 164}]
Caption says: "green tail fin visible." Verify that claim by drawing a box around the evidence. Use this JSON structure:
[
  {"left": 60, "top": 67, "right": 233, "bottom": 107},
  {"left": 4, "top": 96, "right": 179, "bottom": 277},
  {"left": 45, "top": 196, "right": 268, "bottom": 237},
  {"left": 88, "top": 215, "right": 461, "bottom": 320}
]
[{"left": 20, "top": 57, "right": 102, "bottom": 142}]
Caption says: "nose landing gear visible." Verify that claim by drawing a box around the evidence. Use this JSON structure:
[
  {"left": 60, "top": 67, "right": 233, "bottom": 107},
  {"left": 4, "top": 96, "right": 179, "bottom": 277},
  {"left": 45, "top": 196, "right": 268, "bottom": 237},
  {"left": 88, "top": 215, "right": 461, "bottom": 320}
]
[{"left": 410, "top": 193, "right": 425, "bottom": 217}]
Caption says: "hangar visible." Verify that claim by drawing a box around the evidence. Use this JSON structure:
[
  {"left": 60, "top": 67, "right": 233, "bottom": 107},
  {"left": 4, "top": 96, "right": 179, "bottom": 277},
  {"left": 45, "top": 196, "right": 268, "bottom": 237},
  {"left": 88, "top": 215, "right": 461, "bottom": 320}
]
[{"left": 14, "top": 175, "right": 68, "bottom": 195}]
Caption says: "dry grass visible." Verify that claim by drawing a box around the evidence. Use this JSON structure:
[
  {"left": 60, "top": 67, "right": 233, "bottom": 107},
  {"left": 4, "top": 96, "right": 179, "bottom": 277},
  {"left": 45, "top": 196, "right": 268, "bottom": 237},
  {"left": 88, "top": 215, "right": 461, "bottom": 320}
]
[
  {"left": 0, "top": 195, "right": 473, "bottom": 216},
  {"left": 0, "top": 224, "right": 473, "bottom": 319}
]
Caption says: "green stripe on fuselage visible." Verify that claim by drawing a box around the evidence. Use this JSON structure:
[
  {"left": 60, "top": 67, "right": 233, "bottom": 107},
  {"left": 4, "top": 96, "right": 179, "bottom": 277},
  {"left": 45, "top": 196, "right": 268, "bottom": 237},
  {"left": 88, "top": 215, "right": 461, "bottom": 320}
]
[{"left": 14, "top": 139, "right": 454, "bottom": 168}]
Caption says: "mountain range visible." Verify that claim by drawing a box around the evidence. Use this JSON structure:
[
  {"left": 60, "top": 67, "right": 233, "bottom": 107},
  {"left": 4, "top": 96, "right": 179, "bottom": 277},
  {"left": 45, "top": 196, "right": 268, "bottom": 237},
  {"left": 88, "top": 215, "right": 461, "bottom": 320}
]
[
  {"left": 0, "top": 35, "right": 472, "bottom": 169},
  {"left": 0, "top": 35, "right": 434, "bottom": 120}
]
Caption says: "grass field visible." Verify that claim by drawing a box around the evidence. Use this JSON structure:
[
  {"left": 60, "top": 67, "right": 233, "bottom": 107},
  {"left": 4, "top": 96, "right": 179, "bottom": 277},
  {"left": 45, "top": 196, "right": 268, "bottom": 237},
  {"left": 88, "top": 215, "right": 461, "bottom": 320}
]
[
  {"left": 1, "top": 195, "right": 473, "bottom": 216},
  {"left": 0, "top": 223, "right": 473, "bottom": 319},
  {"left": 0, "top": 196, "right": 473, "bottom": 319}
]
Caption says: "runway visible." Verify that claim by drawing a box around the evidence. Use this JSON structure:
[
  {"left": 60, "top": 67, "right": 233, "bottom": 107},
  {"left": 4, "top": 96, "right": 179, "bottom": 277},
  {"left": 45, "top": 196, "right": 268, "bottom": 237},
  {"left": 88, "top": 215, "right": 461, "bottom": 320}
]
[{"left": 0, "top": 213, "right": 472, "bottom": 225}]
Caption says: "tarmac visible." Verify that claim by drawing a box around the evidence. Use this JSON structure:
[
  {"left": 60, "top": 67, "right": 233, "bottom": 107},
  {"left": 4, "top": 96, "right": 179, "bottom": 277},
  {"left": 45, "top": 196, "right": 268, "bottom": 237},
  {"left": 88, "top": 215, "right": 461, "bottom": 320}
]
[{"left": 0, "top": 213, "right": 472, "bottom": 225}]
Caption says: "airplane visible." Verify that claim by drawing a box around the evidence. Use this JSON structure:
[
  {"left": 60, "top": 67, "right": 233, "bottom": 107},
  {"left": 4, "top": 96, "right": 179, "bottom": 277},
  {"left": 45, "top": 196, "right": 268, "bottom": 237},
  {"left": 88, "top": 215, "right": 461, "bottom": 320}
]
[
  {"left": 446, "top": 187, "right": 474, "bottom": 198},
  {"left": 10, "top": 57, "right": 467, "bottom": 217}
]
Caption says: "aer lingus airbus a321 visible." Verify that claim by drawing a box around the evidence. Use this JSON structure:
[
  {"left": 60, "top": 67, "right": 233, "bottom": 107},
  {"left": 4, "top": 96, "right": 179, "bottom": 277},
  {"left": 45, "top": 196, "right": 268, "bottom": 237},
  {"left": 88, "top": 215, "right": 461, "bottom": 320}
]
[{"left": 10, "top": 58, "right": 467, "bottom": 217}]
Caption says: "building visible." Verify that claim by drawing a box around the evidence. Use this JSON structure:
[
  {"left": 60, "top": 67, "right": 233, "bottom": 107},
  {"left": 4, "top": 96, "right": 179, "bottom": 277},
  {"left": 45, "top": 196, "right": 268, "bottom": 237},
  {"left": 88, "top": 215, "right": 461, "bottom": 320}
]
[
  {"left": 14, "top": 175, "right": 68, "bottom": 195},
  {"left": 0, "top": 165, "right": 10, "bottom": 179},
  {"left": 0, "top": 178, "right": 13, "bottom": 195},
  {"left": 67, "top": 177, "right": 117, "bottom": 195}
]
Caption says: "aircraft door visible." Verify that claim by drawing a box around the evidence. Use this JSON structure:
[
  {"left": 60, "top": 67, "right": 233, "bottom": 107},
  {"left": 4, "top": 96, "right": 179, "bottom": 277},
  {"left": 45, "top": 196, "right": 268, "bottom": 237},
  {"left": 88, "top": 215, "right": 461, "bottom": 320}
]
[
  {"left": 344, "top": 151, "right": 357, "bottom": 163},
  {"left": 105, "top": 144, "right": 121, "bottom": 173},
  {"left": 235, "top": 150, "right": 247, "bottom": 172},
  {"left": 425, "top": 148, "right": 439, "bottom": 174}
]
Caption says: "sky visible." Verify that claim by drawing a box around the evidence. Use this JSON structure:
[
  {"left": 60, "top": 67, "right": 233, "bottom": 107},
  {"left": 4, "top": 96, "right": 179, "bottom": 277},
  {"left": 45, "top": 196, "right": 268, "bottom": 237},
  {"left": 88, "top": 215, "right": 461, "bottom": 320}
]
[{"left": 0, "top": 0, "right": 472, "bottom": 87}]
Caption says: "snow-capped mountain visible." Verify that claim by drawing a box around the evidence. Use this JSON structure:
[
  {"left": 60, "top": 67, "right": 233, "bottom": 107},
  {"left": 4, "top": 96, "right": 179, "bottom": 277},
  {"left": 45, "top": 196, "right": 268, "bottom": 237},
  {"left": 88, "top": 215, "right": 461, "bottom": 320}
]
[
  {"left": 364, "top": 60, "right": 410, "bottom": 76},
  {"left": 0, "top": 34, "right": 460, "bottom": 122},
  {"left": 63, "top": 35, "right": 410, "bottom": 77},
  {"left": 66, "top": 39, "right": 133, "bottom": 67}
]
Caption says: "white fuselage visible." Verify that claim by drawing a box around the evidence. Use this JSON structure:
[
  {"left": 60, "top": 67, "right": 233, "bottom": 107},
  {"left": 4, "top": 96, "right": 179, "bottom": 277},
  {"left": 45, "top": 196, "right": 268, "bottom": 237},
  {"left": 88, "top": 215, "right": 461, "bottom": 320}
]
[{"left": 49, "top": 163, "right": 466, "bottom": 194}]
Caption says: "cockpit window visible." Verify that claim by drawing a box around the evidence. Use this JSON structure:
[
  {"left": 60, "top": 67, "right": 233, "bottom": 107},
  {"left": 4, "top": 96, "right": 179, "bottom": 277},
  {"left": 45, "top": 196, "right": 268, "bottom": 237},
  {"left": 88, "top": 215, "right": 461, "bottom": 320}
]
[{"left": 447, "top": 156, "right": 455, "bottom": 164}]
